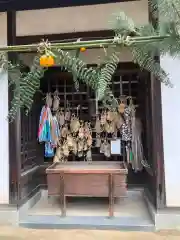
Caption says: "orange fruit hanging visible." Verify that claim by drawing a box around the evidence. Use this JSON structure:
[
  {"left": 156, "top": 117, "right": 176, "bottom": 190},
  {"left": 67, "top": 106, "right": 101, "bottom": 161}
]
[
  {"left": 40, "top": 54, "right": 55, "bottom": 67},
  {"left": 80, "top": 47, "right": 86, "bottom": 52},
  {"left": 39, "top": 55, "right": 47, "bottom": 66}
]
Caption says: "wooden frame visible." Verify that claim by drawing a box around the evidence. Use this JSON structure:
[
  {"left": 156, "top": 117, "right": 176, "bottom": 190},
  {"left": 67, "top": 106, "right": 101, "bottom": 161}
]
[{"left": 0, "top": 0, "right": 136, "bottom": 12}]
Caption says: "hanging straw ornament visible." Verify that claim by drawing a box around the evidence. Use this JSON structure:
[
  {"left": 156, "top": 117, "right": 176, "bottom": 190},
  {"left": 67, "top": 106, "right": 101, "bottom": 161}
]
[
  {"left": 113, "top": 129, "right": 118, "bottom": 140},
  {"left": 118, "top": 97, "right": 127, "bottom": 114},
  {"left": 59, "top": 108, "right": 65, "bottom": 126},
  {"left": 46, "top": 93, "right": 53, "bottom": 108},
  {"left": 53, "top": 147, "right": 63, "bottom": 163},
  {"left": 84, "top": 122, "right": 91, "bottom": 138},
  {"left": 78, "top": 139, "right": 84, "bottom": 152},
  {"left": 104, "top": 122, "right": 110, "bottom": 133},
  {"left": 72, "top": 138, "right": 78, "bottom": 155},
  {"left": 83, "top": 141, "right": 88, "bottom": 151},
  {"left": 61, "top": 124, "right": 69, "bottom": 138},
  {"left": 78, "top": 121, "right": 85, "bottom": 139},
  {"left": 106, "top": 111, "right": 115, "bottom": 122},
  {"left": 95, "top": 134, "right": 101, "bottom": 148},
  {"left": 128, "top": 96, "right": 136, "bottom": 113},
  {"left": 104, "top": 140, "right": 111, "bottom": 158},
  {"left": 70, "top": 114, "right": 80, "bottom": 133},
  {"left": 104, "top": 121, "right": 115, "bottom": 134},
  {"left": 52, "top": 90, "right": 60, "bottom": 112},
  {"left": 115, "top": 113, "right": 124, "bottom": 129},
  {"left": 77, "top": 139, "right": 84, "bottom": 157},
  {"left": 100, "top": 110, "right": 107, "bottom": 125},
  {"left": 70, "top": 106, "right": 80, "bottom": 134},
  {"left": 65, "top": 100, "right": 71, "bottom": 121},
  {"left": 67, "top": 134, "right": 75, "bottom": 148},
  {"left": 62, "top": 141, "right": 70, "bottom": 157},
  {"left": 100, "top": 140, "right": 105, "bottom": 153},
  {"left": 87, "top": 135, "right": 93, "bottom": 147}
]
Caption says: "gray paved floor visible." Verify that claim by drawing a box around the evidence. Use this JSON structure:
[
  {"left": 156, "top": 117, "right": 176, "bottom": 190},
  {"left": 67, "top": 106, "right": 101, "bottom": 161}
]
[{"left": 0, "top": 227, "right": 180, "bottom": 240}]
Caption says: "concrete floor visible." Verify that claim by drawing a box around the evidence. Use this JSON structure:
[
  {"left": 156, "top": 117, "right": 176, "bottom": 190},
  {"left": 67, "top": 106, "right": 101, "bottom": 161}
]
[
  {"left": 29, "top": 190, "right": 150, "bottom": 219},
  {"left": 0, "top": 226, "right": 180, "bottom": 240}
]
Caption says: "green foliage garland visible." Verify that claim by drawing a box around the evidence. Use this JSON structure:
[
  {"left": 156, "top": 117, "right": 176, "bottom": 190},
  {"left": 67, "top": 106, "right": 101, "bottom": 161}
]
[{"left": 4, "top": 1, "right": 180, "bottom": 121}]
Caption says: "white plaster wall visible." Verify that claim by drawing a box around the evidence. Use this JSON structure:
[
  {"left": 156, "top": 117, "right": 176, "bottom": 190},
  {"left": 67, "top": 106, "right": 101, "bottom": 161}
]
[
  {"left": 16, "top": 0, "right": 148, "bottom": 36},
  {"left": 0, "top": 12, "right": 9, "bottom": 204},
  {"left": 161, "top": 56, "right": 180, "bottom": 207}
]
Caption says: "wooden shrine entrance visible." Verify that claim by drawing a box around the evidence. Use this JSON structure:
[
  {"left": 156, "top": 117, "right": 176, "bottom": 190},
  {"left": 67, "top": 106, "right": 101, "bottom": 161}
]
[{"left": 9, "top": 59, "right": 165, "bottom": 210}]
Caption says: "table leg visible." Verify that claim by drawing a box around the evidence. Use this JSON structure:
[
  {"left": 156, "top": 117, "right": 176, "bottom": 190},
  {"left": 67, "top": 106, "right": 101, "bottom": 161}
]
[
  {"left": 108, "top": 174, "right": 114, "bottom": 217},
  {"left": 60, "top": 173, "right": 66, "bottom": 217}
]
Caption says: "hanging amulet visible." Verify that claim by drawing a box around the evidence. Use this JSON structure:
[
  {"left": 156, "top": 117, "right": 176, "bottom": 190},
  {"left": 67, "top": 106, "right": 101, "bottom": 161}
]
[
  {"left": 78, "top": 126, "right": 85, "bottom": 139},
  {"left": 100, "top": 112, "right": 106, "bottom": 125},
  {"left": 46, "top": 93, "right": 53, "bottom": 108},
  {"left": 52, "top": 93, "right": 60, "bottom": 112},
  {"left": 59, "top": 109, "right": 65, "bottom": 126},
  {"left": 118, "top": 102, "right": 125, "bottom": 114},
  {"left": 95, "top": 116, "right": 101, "bottom": 134},
  {"left": 70, "top": 115, "right": 80, "bottom": 133},
  {"left": 65, "top": 110, "right": 71, "bottom": 121}
]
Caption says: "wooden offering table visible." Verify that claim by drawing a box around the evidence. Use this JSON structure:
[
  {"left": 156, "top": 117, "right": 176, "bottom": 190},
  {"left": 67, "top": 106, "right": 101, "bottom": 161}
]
[{"left": 46, "top": 161, "right": 128, "bottom": 217}]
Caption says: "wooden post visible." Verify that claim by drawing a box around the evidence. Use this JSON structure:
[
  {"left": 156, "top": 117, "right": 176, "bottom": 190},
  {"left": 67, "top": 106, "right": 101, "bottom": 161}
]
[
  {"left": 60, "top": 173, "right": 66, "bottom": 217},
  {"left": 109, "top": 174, "right": 114, "bottom": 217}
]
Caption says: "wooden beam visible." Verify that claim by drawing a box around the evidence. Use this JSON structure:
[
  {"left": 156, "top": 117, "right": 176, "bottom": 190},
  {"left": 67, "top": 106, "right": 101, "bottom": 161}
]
[{"left": 0, "top": 0, "right": 136, "bottom": 12}]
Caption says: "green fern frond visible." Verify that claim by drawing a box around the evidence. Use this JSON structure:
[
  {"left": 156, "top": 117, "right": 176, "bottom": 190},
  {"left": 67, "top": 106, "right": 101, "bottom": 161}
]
[
  {"left": 54, "top": 48, "right": 118, "bottom": 105},
  {"left": 55, "top": 49, "right": 99, "bottom": 90},
  {"left": 138, "top": 24, "right": 157, "bottom": 36},
  {"left": 110, "top": 11, "right": 173, "bottom": 87},
  {"left": 8, "top": 56, "right": 46, "bottom": 121},
  {"left": 131, "top": 44, "right": 172, "bottom": 86},
  {"left": 21, "top": 56, "right": 45, "bottom": 114},
  {"left": 97, "top": 52, "right": 119, "bottom": 100},
  {"left": 149, "top": 0, "right": 180, "bottom": 22},
  {"left": 158, "top": 21, "right": 180, "bottom": 57},
  {"left": 109, "top": 11, "right": 137, "bottom": 36}
]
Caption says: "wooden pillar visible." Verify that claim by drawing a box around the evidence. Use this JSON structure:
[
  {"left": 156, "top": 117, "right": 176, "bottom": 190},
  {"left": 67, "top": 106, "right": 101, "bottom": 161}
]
[
  {"left": 148, "top": 0, "right": 166, "bottom": 209},
  {"left": 150, "top": 75, "right": 166, "bottom": 209},
  {"left": 7, "top": 11, "right": 21, "bottom": 204}
]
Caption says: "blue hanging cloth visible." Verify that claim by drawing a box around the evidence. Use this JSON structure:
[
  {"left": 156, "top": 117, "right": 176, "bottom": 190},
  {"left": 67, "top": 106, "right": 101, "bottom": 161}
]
[
  {"left": 38, "top": 106, "right": 49, "bottom": 142},
  {"left": 38, "top": 106, "right": 57, "bottom": 157},
  {"left": 45, "top": 142, "right": 54, "bottom": 157}
]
